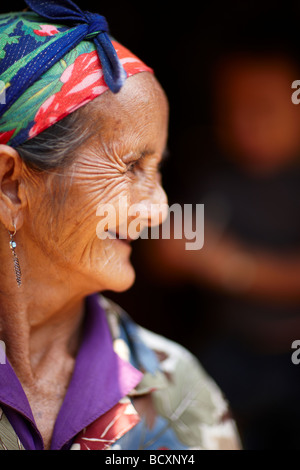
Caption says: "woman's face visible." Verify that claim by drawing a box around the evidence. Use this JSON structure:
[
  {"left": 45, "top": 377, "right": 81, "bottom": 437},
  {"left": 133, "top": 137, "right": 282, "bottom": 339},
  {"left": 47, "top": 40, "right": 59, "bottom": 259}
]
[{"left": 24, "top": 72, "right": 169, "bottom": 293}]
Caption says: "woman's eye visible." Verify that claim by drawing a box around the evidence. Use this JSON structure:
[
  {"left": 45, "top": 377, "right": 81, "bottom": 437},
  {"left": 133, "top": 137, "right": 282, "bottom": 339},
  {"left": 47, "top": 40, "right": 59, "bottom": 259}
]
[
  {"left": 126, "top": 152, "right": 150, "bottom": 173},
  {"left": 127, "top": 155, "right": 145, "bottom": 173},
  {"left": 127, "top": 161, "right": 139, "bottom": 172}
]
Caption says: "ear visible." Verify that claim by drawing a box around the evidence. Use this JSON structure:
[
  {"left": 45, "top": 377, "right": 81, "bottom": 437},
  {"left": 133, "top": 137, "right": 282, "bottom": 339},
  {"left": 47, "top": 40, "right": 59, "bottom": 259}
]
[{"left": 0, "top": 145, "right": 26, "bottom": 232}]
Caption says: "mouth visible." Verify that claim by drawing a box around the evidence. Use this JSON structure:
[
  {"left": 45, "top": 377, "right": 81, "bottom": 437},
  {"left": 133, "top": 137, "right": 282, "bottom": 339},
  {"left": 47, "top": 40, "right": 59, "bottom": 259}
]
[{"left": 107, "top": 230, "right": 134, "bottom": 244}]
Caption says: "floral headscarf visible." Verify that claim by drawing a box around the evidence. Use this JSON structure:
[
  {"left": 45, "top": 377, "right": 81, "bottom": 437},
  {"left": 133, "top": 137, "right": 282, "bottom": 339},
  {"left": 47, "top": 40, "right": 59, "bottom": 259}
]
[{"left": 0, "top": 1, "right": 153, "bottom": 147}]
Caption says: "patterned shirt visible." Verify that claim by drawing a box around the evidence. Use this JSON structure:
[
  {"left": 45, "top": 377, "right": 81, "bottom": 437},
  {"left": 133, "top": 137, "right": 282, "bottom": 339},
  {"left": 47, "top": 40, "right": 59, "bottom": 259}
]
[{"left": 0, "top": 294, "right": 240, "bottom": 450}]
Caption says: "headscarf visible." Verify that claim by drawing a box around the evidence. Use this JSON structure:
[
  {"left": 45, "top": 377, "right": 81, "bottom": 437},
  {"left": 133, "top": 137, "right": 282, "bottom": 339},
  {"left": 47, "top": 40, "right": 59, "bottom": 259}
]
[{"left": 0, "top": 0, "right": 153, "bottom": 147}]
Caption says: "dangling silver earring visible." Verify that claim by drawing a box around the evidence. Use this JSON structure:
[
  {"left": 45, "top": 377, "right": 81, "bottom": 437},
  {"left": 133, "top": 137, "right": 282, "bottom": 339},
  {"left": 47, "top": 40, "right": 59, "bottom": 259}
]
[{"left": 8, "top": 224, "right": 22, "bottom": 288}]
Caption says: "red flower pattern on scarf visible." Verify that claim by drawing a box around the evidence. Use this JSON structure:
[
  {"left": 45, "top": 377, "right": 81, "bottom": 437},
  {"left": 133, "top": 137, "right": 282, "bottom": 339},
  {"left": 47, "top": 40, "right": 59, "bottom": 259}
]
[
  {"left": 33, "top": 25, "right": 60, "bottom": 36},
  {"left": 0, "top": 129, "right": 16, "bottom": 144},
  {"left": 29, "top": 41, "right": 152, "bottom": 140}
]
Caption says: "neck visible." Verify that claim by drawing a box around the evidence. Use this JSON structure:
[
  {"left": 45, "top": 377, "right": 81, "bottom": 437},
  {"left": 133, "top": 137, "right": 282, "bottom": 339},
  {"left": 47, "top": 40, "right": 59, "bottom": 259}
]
[
  {"left": 0, "top": 230, "right": 90, "bottom": 387},
  {"left": 0, "top": 288, "right": 85, "bottom": 386}
]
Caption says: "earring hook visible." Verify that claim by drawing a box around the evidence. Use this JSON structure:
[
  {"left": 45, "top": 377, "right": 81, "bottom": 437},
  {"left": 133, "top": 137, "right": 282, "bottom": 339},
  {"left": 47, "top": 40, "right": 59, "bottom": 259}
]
[{"left": 9, "top": 222, "right": 17, "bottom": 237}]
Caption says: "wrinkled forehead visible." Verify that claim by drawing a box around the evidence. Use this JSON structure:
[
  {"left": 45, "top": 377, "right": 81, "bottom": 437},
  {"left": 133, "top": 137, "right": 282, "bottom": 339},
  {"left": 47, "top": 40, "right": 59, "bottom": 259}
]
[
  {"left": 81, "top": 72, "right": 169, "bottom": 153},
  {"left": 85, "top": 72, "right": 168, "bottom": 129}
]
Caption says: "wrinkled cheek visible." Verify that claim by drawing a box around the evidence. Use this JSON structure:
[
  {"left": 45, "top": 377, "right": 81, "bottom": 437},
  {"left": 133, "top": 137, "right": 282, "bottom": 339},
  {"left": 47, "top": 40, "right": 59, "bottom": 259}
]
[{"left": 93, "top": 177, "right": 134, "bottom": 239}]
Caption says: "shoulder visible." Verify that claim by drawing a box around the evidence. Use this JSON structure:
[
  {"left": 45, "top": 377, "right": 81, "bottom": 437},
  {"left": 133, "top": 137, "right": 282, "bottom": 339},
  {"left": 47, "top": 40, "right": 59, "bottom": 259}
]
[{"left": 100, "top": 295, "right": 241, "bottom": 450}]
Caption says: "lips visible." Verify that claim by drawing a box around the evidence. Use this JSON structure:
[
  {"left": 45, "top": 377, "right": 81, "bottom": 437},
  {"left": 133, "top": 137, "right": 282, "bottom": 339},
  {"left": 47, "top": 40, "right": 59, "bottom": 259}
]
[{"left": 107, "top": 230, "right": 133, "bottom": 244}]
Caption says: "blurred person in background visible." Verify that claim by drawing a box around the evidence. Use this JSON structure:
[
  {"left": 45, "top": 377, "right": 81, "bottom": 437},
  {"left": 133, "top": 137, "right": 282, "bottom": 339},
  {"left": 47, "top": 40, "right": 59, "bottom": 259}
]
[{"left": 146, "top": 44, "right": 300, "bottom": 449}]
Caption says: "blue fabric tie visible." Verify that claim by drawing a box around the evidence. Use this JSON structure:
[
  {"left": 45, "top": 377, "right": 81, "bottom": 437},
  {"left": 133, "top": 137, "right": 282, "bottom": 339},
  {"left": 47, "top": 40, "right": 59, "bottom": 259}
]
[{"left": 0, "top": 0, "right": 127, "bottom": 118}]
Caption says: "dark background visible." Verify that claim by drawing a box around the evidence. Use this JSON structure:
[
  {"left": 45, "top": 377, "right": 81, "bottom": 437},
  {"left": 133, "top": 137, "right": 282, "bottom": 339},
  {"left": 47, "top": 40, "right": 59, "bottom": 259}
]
[{"left": 2, "top": 0, "right": 300, "bottom": 449}]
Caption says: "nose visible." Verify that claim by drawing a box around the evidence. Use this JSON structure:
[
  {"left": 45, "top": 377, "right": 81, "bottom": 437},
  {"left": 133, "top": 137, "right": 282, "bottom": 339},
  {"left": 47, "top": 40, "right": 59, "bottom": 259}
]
[
  {"left": 129, "top": 183, "right": 168, "bottom": 229},
  {"left": 147, "top": 183, "right": 168, "bottom": 227}
]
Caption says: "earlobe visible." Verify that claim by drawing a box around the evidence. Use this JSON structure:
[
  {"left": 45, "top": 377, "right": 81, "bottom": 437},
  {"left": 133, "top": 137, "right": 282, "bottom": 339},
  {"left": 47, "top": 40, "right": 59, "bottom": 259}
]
[{"left": 0, "top": 145, "right": 25, "bottom": 231}]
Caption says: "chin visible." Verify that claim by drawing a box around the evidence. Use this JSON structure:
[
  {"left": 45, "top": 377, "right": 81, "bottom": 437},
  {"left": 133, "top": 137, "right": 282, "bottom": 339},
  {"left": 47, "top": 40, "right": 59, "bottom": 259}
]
[
  {"left": 111, "top": 264, "right": 136, "bottom": 293},
  {"left": 85, "top": 239, "right": 136, "bottom": 292},
  {"left": 92, "top": 260, "right": 136, "bottom": 293}
]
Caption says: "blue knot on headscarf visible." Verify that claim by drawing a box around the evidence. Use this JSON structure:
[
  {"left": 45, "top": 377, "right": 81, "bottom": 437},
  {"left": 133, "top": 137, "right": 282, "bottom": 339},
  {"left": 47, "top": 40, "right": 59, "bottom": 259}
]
[
  {"left": 83, "top": 11, "right": 109, "bottom": 38},
  {"left": 25, "top": 0, "right": 127, "bottom": 91},
  {"left": 0, "top": 0, "right": 127, "bottom": 118}
]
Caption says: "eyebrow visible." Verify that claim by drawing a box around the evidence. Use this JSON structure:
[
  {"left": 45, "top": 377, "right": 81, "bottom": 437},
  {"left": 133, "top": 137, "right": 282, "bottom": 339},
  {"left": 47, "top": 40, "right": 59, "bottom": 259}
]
[
  {"left": 123, "top": 147, "right": 170, "bottom": 164},
  {"left": 142, "top": 147, "right": 170, "bottom": 161}
]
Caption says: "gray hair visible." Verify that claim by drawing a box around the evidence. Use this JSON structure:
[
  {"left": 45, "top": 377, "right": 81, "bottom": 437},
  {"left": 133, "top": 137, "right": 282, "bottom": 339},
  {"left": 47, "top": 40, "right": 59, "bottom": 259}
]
[{"left": 16, "top": 108, "right": 92, "bottom": 172}]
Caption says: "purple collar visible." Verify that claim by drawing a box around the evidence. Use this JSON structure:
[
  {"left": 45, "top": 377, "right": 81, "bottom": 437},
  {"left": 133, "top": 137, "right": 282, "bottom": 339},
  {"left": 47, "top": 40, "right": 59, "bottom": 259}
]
[{"left": 0, "top": 294, "right": 143, "bottom": 450}]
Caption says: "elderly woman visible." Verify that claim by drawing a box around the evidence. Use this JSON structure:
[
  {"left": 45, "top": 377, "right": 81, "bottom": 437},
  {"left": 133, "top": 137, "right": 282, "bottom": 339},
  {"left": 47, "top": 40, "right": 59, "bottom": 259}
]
[{"left": 0, "top": 0, "right": 240, "bottom": 451}]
